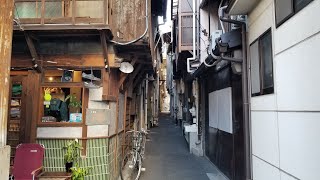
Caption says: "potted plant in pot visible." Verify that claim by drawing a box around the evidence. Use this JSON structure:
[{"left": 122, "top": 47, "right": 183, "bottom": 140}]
[
  {"left": 65, "top": 94, "right": 82, "bottom": 122},
  {"left": 62, "top": 139, "right": 82, "bottom": 172},
  {"left": 65, "top": 94, "right": 82, "bottom": 112},
  {"left": 70, "top": 166, "right": 91, "bottom": 180}
]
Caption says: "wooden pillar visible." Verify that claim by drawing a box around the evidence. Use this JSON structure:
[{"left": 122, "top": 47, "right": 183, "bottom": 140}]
[
  {"left": 0, "top": 0, "right": 14, "bottom": 147},
  {"left": 0, "top": 1, "right": 14, "bottom": 179}
]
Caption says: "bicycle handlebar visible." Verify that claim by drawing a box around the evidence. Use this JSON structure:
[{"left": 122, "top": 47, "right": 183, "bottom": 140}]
[{"left": 126, "top": 129, "right": 148, "bottom": 135}]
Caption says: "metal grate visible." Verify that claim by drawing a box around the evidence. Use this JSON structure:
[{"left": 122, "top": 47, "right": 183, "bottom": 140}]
[
  {"left": 44, "top": 1, "right": 63, "bottom": 18},
  {"left": 181, "top": 15, "right": 193, "bottom": 45},
  {"left": 15, "top": 2, "right": 41, "bottom": 18}
]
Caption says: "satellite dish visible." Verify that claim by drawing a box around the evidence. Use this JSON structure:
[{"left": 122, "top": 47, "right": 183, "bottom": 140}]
[{"left": 119, "top": 62, "right": 134, "bottom": 73}]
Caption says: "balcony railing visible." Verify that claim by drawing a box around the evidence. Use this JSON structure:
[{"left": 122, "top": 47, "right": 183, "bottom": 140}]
[{"left": 14, "top": 0, "right": 108, "bottom": 26}]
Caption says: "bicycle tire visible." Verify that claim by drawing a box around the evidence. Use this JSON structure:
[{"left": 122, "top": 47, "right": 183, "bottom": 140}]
[{"left": 120, "top": 150, "right": 142, "bottom": 180}]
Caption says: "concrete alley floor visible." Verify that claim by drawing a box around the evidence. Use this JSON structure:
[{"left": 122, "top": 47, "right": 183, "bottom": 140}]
[{"left": 139, "top": 114, "right": 229, "bottom": 180}]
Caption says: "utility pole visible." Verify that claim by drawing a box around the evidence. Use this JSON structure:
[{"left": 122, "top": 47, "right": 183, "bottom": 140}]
[{"left": 0, "top": 0, "right": 14, "bottom": 178}]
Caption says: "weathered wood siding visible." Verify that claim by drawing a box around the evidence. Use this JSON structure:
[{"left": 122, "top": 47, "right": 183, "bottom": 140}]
[
  {"left": 0, "top": 0, "right": 14, "bottom": 146},
  {"left": 109, "top": 0, "right": 151, "bottom": 42}
]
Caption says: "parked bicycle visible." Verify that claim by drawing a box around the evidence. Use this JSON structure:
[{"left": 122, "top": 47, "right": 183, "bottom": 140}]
[{"left": 120, "top": 129, "right": 148, "bottom": 180}]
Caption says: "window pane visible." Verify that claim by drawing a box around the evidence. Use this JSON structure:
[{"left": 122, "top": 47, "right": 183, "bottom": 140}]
[
  {"left": 42, "top": 87, "right": 83, "bottom": 123},
  {"left": 275, "top": 0, "right": 293, "bottom": 25},
  {"left": 44, "top": 2, "right": 62, "bottom": 18},
  {"left": 260, "top": 31, "right": 273, "bottom": 90},
  {"left": 294, "top": 0, "right": 313, "bottom": 12},
  {"left": 250, "top": 41, "right": 260, "bottom": 95}
]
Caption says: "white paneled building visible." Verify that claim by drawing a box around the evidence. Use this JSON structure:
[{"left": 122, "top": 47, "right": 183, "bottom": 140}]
[{"left": 228, "top": 0, "right": 320, "bottom": 179}]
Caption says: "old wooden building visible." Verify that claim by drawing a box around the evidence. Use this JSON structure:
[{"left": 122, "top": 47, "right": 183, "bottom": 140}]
[{"left": 3, "top": 0, "right": 166, "bottom": 179}]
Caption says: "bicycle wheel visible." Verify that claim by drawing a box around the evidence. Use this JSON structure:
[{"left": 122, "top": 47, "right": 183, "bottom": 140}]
[{"left": 120, "top": 150, "right": 142, "bottom": 180}]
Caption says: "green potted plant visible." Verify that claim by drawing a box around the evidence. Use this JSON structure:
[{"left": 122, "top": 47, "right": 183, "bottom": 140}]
[
  {"left": 70, "top": 166, "right": 91, "bottom": 180},
  {"left": 65, "top": 94, "right": 82, "bottom": 112},
  {"left": 62, "top": 139, "right": 82, "bottom": 172}
]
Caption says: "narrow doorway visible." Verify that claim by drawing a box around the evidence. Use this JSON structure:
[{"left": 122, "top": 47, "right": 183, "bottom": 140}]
[{"left": 7, "top": 75, "right": 30, "bottom": 166}]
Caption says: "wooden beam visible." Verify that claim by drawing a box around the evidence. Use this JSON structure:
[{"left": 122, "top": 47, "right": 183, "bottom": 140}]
[
  {"left": 14, "top": 24, "right": 110, "bottom": 31},
  {"left": 133, "top": 71, "right": 146, "bottom": 89},
  {"left": 122, "top": 65, "right": 143, "bottom": 91},
  {"left": 100, "top": 30, "right": 110, "bottom": 72},
  {"left": 10, "top": 71, "right": 29, "bottom": 76},
  {"left": 119, "top": 73, "right": 127, "bottom": 88},
  {"left": 24, "top": 32, "right": 42, "bottom": 72},
  {"left": 118, "top": 58, "right": 138, "bottom": 88},
  {"left": 27, "top": 71, "right": 41, "bottom": 143},
  {"left": 11, "top": 54, "right": 106, "bottom": 69}
]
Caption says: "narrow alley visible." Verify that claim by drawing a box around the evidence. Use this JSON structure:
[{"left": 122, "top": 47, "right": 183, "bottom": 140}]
[
  {"left": 1, "top": 0, "right": 320, "bottom": 180},
  {"left": 140, "top": 114, "right": 228, "bottom": 180}
]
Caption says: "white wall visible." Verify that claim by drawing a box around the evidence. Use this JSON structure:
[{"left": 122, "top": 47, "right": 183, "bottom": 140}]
[
  {"left": 199, "top": 2, "right": 219, "bottom": 63},
  {"left": 248, "top": 0, "right": 320, "bottom": 179}
]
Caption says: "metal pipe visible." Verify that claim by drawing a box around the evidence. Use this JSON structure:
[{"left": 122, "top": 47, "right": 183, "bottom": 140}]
[
  {"left": 220, "top": 17, "right": 251, "bottom": 180},
  {"left": 220, "top": 56, "right": 242, "bottom": 63},
  {"left": 218, "top": 0, "right": 226, "bottom": 33},
  {"left": 145, "top": 74, "right": 149, "bottom": 129},
  {"left": 109, "top": 0, "right": 148, "bottom": 45},
  {"left": 140, "top": 85, "right": 144, "bottom": 130}
]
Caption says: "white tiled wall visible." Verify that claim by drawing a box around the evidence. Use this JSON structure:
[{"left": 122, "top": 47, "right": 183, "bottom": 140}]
[
  {"left": 274, "top": 0, "right": 320, "bottom": 54},
  {"left": 248, "top": 0, "right": 273, "bottom": 44},
  {"left": 251, "top": 94, "right": 277, "bottom": 111},
  {"left": 280, "top": 172, "right": 299, "bottom": 180},
  {"left": 248, "top": 0, "right": 320, "bottom": 180},
  {"left": 278, "top": 112, "right": 320, "bottom": 180},
  {"left": 275, "top": 32, "right": 320, "bottom": 111},
  {"left": 251, "top": 111, "right": 279, "bottom": 167},
  {"left": 252, "top": 156, "right": 280, "bottom": 180}
]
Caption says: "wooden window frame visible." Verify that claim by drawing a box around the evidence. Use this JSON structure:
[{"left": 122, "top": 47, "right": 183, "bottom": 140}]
[
  {"left": 275, "top": 0, "right": 314, "bottom": 28},
  {"left": 38, "top": 82, "right": 88, "bottom": 127},
  {"left": 250, "top": 29, "right": 274, "bottom": 97}
]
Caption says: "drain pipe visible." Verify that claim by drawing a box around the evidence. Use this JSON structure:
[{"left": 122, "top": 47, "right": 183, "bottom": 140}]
[
  {"left": 220, "top": 17, "right": 251, "bottom": 180},
  {"left": 145, "top": 74, "right": 149, "bottom": 129},
  {"left": 187, "top": 0, "right": 197, "bottom": 73}
]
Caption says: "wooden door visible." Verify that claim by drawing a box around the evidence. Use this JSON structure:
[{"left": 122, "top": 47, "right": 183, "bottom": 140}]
[{"left": 7, "top": 76, "right": 28, "bottom": 165}]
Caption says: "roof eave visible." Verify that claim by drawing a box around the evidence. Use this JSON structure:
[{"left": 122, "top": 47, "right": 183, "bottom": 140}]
[{"left": 226, "top": 0, "right": 260, "bottom": 15}]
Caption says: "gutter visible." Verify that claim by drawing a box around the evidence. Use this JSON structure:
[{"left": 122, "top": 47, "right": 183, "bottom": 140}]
[{"left": 220, "top": 17, "right": 252, "bottom": 180}]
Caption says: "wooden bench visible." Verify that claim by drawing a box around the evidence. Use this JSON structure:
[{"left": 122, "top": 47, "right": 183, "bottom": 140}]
[{"left": 37, "top": 172, "right": 72, "bottom": 180}]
